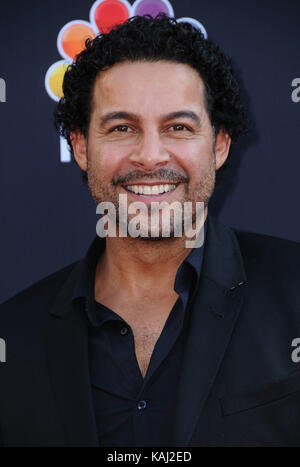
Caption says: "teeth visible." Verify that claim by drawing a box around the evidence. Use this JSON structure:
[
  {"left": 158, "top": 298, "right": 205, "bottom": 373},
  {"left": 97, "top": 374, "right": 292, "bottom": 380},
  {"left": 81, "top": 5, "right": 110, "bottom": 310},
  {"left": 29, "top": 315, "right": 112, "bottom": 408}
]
[{"left": 125, "top": 184, "right": 176, "bottom": 195}]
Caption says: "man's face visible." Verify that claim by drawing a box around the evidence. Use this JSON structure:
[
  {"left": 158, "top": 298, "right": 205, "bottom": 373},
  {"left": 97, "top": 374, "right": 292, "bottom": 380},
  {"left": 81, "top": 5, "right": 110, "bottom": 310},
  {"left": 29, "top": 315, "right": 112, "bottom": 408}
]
[{"left": 72, "top": 60, "right": 230, "bottom": 239}]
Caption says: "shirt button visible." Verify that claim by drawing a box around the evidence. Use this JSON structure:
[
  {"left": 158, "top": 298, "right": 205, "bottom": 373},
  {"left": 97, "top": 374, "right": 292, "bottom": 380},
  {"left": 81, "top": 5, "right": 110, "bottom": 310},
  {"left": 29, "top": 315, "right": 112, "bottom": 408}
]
[
  {"left": 137, "top": 400, "right": 147, "bottom": 410},
  {"left": 120, "top": 326, "right": 128, "bottom": 336}
]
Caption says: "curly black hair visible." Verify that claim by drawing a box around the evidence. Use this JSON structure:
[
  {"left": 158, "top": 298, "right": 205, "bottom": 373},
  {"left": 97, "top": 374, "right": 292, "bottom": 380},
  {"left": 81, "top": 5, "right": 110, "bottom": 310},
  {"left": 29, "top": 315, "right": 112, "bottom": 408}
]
[{"left": 54, "top": 14, "right": 248, "bottom": 185}]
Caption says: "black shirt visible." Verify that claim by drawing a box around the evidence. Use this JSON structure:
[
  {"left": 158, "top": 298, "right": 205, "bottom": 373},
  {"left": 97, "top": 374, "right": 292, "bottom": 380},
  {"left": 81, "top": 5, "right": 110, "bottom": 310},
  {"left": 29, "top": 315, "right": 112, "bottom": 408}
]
[{"left": 72, "top": 225, "right": 206, "bottom": 446}]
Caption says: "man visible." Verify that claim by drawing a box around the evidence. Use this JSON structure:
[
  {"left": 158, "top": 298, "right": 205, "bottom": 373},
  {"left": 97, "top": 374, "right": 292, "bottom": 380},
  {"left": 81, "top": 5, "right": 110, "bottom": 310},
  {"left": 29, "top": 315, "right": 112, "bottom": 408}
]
[{"left": 0, "top": 15, "right": 300, "bottom": 447}]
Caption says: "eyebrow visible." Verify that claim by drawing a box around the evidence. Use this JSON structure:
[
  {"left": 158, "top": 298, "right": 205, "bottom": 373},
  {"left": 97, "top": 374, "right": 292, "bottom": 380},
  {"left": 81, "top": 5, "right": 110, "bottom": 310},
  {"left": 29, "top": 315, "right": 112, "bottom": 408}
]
[
  {"left": 162, "top": 111, "right": 201, "bottom": 125},
  {"left": 99, "top": 110, "right": 201, "bottom": 127},
  {"left": 100, "top": 111, "right": 139, "bottom": 126}
]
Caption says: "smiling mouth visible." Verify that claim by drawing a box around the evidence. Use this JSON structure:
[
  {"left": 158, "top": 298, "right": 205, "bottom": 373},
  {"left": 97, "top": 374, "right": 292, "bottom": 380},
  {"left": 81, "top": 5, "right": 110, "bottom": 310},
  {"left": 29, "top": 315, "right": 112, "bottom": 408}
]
[{"left": 122, "top": 183, "right": 178, "bottom": 196}]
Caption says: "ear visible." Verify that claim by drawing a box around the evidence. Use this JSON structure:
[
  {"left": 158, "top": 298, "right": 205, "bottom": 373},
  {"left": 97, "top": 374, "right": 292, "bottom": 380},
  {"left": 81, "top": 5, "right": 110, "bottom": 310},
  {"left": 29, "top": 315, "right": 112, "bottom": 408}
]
[
  {"left": 70, "top": 130, "right": 87, "bottom": 172},
  {"left": 214, "top": 127, "right": 231, "bottom": 170}
]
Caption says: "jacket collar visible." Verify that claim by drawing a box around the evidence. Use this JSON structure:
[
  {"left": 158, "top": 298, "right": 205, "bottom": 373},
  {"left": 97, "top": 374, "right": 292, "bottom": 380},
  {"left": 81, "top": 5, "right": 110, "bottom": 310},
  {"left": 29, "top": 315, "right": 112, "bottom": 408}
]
[{"left": 202, "top": 214, "right": 247, "bottom": 289}]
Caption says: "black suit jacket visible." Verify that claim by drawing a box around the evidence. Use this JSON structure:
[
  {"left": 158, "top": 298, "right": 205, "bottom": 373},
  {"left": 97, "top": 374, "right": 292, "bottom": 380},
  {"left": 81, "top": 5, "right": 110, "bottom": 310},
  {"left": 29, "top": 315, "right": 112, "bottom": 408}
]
[{"left": 0, "top": 215, "right": 300, "bottom": 447}]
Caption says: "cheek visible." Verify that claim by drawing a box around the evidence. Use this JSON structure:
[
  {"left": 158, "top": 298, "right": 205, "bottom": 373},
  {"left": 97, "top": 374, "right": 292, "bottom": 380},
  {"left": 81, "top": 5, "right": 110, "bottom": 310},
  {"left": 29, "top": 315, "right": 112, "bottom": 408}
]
[
  {"left": 169, "top": 140, "right": 213, "bottom": 174},
  {"left": 89, "top": 140, "right": 129, "bottom": 176}
]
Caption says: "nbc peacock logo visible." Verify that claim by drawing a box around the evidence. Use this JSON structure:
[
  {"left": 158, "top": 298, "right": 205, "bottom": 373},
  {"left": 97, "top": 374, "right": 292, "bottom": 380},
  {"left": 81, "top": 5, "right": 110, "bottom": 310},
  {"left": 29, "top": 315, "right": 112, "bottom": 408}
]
[{"left": 45, "top": 0, "right": 207, "bottom": 162}]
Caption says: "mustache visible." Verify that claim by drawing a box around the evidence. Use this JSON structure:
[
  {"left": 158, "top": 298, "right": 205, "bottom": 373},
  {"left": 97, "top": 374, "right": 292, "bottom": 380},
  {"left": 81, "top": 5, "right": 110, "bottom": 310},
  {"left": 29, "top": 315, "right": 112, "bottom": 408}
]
[{"left": 112, "top": 168, "right": 189, "bottom": 186}]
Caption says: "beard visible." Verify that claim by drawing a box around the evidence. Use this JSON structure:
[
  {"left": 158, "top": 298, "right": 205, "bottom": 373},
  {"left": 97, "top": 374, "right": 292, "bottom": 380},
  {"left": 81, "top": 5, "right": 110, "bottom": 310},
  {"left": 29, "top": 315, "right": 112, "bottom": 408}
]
[{"left": 87, "top": 153, "right": 216, "bottom": 241}]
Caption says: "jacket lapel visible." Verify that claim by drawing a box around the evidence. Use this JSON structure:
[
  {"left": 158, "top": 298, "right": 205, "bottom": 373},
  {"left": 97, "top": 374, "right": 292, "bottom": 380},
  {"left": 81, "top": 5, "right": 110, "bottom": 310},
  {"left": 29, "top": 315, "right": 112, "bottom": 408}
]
[
  {"left": 47, "top": 262, "right": 99, "bottom": 447},
  {"left": 172, "top": 215, "right": 247, "bottom": 446}
]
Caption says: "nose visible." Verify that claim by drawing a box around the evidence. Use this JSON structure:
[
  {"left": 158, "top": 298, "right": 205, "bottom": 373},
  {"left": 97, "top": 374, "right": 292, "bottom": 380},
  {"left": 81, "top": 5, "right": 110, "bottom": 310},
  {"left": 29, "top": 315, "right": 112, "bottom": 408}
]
[{"left": 129, "top": 130, "right": 170, "bottom": 171}]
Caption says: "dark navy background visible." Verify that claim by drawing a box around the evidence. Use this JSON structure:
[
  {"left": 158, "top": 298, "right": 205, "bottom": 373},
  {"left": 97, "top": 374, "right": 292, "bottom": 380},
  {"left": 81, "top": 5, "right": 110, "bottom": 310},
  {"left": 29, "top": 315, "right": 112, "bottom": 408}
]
[{"left": 0, "top": 0, "right": 299, "bottom": 303}]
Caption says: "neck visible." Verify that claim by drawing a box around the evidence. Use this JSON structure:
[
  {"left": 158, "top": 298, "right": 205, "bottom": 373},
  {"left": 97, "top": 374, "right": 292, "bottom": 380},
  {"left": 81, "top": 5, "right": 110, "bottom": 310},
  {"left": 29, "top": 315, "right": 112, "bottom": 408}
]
[{"left": 94, "top": 208, "right": 207, "bottom": 301}]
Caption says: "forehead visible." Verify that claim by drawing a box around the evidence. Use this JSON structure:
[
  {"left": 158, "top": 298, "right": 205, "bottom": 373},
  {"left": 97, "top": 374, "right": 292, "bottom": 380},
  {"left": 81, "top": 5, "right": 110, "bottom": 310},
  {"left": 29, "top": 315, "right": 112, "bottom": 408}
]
[{"left": 91, "top": 60, "right": 207, "bottom": 116}]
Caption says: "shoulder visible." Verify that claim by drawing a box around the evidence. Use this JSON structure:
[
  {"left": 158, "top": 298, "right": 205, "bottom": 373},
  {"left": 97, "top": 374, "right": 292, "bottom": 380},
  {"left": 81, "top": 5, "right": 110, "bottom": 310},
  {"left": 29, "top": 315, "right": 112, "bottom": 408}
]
[
  {"left": 0, "top": 262, "right": 79, "bottom": 325},
  {"left": 233, "top": 227, "right": 300, "bottom": 267},
  {"left": 232, "top": 227, "right": 300, "bottom": 304}
]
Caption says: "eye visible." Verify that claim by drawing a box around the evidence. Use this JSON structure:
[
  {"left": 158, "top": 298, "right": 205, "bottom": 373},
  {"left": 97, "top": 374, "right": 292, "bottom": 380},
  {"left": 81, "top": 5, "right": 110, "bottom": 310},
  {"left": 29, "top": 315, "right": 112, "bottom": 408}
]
[
  {"left": 170, "top": 124, "right": 190, "bottom": 132},
  {"left": 111, "top": 125, "right": 130, "bottom": 132}
]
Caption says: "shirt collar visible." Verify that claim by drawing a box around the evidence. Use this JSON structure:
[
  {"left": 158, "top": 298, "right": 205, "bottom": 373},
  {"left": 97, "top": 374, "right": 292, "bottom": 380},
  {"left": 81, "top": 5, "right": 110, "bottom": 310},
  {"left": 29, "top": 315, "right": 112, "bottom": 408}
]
[{"left": 72, "top": 220, "right": 207, "bottom": 324}]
